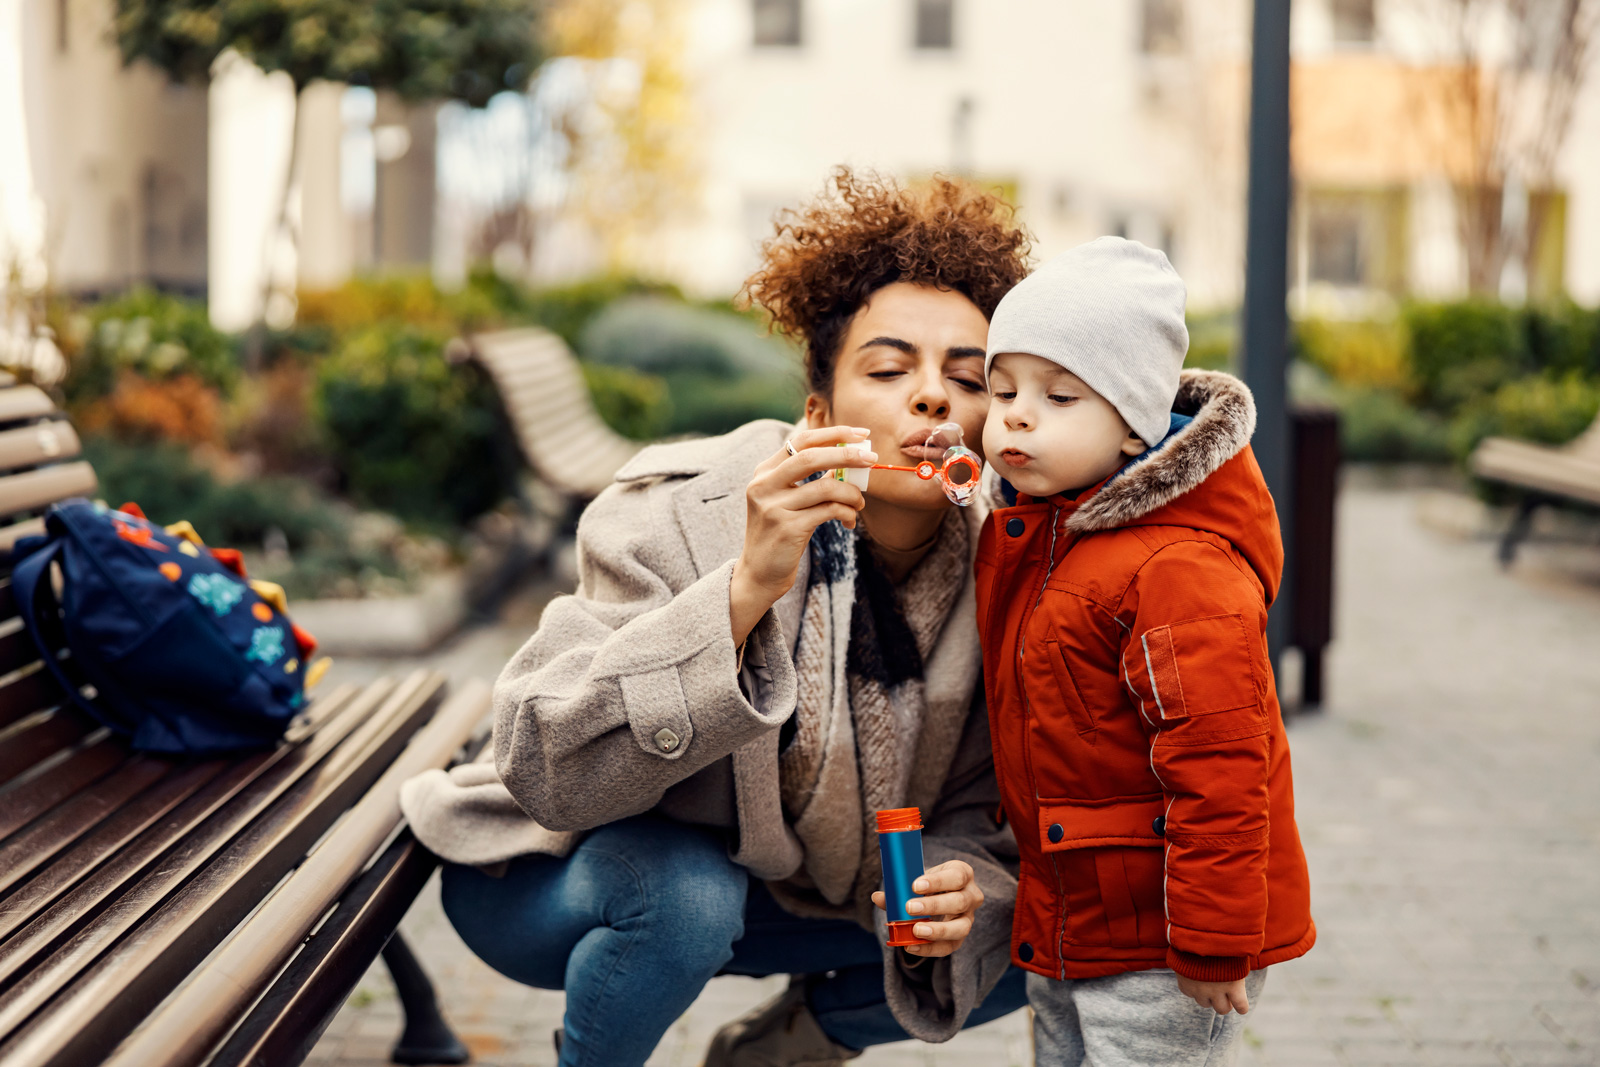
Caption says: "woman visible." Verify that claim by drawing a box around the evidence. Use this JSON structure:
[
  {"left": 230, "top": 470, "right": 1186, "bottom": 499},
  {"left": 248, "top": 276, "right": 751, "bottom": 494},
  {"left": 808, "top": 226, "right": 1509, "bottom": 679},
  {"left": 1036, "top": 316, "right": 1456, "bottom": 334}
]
[{"left": 401, "top": 169, "right": 1032, "bottom": 1065}]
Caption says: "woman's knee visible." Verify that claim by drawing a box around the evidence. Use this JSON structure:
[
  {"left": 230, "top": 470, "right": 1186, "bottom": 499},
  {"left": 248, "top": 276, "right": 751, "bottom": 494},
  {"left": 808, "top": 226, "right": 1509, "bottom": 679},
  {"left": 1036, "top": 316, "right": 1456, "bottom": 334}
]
[
  {"left": 578, "top": 816, "right": 749, "bottom": 959},
  {"left": 440, "top": 860, "right": 569, "bottom": 989}
]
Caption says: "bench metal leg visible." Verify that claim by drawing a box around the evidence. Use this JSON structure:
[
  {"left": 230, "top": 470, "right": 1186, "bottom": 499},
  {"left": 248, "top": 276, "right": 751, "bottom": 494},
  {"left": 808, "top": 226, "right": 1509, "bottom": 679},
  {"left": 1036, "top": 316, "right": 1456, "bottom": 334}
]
[
  {"left": 384, "top": 933, "right": 470, "bottom": 1065},
  {"left": 1498, "top": 496, "right": 1539, "bottom": 568}
]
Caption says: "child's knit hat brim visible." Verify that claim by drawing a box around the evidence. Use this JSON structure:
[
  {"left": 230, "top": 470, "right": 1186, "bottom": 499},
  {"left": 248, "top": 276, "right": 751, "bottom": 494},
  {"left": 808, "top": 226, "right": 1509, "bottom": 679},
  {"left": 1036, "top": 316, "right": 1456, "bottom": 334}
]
[{"left": 985, "top": 237, "right": 1189, "bottom": 447}]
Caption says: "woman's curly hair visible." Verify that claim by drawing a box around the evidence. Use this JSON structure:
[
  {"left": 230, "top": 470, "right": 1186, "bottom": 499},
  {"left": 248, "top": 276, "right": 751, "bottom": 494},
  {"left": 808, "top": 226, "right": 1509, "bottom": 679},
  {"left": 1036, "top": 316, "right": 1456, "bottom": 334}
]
[{"left": 743, "top": 167, "right": 1033, "bottom": 396}]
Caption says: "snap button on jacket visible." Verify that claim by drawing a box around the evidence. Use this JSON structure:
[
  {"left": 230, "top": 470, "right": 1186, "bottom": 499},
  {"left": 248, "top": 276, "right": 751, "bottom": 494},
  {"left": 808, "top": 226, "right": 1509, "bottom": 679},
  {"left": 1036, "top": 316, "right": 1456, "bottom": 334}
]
[{"left": 975, "top": 371, "right": 1315, "bottom": 983}]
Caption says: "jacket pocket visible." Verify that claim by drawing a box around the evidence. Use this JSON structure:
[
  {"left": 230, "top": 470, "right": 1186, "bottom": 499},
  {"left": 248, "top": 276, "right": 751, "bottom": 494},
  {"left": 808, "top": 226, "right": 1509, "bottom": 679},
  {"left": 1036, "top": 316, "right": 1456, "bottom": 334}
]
[
  {"left": 1045, "top": 640, "right": 1097, "bottom": 737},
  {"left": 1038, "top": 795, "right": 1167, "bottom": 949}
]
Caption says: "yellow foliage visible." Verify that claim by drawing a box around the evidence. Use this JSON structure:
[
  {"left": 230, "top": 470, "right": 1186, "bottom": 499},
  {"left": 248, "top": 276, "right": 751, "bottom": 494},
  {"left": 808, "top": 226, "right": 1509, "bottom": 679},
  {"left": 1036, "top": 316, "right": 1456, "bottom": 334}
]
[
  {"left": 543, "top": 0, "right": 698, "bottom": 268},
  {"left": 1297, "top": 318, "right": 1410, "bottom": 389}
]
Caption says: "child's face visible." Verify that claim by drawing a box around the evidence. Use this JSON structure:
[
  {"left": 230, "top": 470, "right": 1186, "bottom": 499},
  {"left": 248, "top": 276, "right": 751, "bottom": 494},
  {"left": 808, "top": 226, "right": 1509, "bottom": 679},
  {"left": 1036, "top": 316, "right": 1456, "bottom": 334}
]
[{"left": 983, "top": 352, "right": 1148, "bottom": 498}]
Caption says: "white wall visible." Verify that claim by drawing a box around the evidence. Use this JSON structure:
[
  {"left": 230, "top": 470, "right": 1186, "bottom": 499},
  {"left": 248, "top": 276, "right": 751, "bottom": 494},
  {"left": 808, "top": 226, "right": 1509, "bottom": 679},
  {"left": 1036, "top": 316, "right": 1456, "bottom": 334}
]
[{"left": 639, "top": 0, "right": 1252, "bottom": 307}]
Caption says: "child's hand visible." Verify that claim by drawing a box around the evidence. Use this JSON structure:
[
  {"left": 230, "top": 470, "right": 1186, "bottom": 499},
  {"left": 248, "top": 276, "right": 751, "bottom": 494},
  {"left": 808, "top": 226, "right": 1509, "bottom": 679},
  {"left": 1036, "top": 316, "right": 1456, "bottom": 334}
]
[
  {"left": 870, "top": 860, "right": 984, "bottom": 958},
  {"left": 1176, "top": 975, "right": 1250, "bottom": 1015}
]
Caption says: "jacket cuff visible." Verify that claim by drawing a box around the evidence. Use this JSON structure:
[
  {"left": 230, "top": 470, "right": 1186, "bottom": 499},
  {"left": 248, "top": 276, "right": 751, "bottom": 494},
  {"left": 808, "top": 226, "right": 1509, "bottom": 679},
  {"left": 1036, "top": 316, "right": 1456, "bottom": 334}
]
[{"left": 1167, "top": 948, "right": 1250, "bottom": 982}]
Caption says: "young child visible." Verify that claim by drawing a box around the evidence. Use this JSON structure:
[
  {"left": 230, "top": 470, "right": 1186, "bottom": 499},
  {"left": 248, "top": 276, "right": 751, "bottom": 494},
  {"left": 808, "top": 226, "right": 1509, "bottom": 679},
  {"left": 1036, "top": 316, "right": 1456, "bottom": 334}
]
[{"left": 974, "top": 238, "right": 1314, "bottom": 1066}]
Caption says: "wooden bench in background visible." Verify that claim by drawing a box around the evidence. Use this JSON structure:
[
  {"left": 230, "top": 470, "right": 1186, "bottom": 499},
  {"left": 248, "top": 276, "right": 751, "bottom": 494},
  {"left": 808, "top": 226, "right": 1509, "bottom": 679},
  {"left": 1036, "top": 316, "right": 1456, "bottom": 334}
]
[
  {"left": 454, "top": 327, "right": 646, "bottom": 501},
  {"left": 1469, "top": 411, "right": 1600, "bottom": 565},
  {"left": 0, "top": 383, "right": 487, "bottom": 1067}
]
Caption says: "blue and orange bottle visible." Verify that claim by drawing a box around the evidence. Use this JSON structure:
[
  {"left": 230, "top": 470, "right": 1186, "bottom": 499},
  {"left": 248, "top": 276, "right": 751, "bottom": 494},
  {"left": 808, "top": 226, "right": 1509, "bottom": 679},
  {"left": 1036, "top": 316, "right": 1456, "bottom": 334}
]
[{"left": 877, "top": 807, "right": 932, "bottom": 947}]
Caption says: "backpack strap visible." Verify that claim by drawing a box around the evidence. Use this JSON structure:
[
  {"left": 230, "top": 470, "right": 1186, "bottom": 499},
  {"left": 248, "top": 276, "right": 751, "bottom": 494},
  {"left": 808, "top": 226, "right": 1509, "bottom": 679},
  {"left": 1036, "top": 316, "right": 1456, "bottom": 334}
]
[{"left": 11, "top": 540, "right": 139, "bottom": 735}]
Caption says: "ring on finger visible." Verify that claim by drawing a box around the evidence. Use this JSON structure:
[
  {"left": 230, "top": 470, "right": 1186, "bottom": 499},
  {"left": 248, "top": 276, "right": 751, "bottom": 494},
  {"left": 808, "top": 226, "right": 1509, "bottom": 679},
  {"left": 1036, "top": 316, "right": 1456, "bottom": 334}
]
[{"left": 784, "top": 438, "right": 798, "bottom": 457}]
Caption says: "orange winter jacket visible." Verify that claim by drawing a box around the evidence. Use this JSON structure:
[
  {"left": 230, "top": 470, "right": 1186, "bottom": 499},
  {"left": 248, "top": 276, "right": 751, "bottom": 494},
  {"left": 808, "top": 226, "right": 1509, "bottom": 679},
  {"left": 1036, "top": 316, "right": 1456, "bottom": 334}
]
[{"left": 975, "top": 370, "right": 1314, "bottom": 984}]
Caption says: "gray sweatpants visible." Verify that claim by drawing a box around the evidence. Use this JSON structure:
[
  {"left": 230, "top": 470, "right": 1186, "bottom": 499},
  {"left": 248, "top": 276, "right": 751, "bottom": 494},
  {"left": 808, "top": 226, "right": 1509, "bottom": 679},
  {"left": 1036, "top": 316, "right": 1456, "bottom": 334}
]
[{"left": 1028, "top": 967, "right": 1268, "bottom": 1067}]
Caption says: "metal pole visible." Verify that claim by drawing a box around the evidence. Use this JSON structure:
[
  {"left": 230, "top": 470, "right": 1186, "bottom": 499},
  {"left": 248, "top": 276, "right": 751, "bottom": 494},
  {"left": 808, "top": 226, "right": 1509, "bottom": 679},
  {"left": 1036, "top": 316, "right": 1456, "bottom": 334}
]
[{"left": 1240, "top": 0, "right": 1294, "bottom": 681}]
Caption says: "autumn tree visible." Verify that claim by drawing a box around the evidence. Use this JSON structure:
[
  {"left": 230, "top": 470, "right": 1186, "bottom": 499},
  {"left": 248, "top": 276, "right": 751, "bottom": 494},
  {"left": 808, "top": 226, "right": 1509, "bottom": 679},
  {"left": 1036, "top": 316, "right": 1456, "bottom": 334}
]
[{"left": 112, "top": 0, "right": 544, "bottom": 320}]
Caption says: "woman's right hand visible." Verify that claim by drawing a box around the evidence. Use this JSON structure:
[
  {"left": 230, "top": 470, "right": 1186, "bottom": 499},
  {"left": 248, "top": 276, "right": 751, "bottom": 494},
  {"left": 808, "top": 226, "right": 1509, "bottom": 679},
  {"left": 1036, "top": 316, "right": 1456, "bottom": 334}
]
[{"left": 729, "top": 426, "right": 877, "bottom": 645}]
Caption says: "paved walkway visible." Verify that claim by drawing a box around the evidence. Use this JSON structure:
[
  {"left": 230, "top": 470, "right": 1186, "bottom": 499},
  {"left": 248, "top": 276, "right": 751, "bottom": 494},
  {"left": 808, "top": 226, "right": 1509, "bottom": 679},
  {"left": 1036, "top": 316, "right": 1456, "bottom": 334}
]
[{"left": 307, "top": 484, "right": 1600, "bottom": 1067}]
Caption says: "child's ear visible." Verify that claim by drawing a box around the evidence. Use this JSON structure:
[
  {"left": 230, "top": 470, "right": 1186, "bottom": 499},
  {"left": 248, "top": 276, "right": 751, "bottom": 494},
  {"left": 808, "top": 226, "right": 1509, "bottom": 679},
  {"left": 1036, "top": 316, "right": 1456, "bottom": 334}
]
[{"left": 1120, "top": 429, "right": 1148, "bottom": 457}]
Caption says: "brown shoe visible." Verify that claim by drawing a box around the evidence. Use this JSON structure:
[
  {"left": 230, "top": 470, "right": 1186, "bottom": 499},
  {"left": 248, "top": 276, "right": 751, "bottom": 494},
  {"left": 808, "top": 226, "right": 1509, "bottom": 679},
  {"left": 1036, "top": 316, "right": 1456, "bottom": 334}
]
[{"left": 702, "top": 977, "right": 863, "bottom": 1067}]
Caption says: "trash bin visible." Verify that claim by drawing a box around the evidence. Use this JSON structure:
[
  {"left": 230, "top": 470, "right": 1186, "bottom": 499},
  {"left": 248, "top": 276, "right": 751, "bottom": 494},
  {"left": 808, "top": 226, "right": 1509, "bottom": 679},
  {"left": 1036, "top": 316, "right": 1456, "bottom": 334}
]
[{"left": 1290, "top": 404, "right": 1340, "bottom": 708}]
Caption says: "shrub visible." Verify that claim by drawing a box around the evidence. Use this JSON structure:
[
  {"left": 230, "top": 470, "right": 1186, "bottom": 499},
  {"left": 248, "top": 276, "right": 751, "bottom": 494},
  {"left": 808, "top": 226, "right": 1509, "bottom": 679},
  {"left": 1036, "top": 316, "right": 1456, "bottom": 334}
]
[
  {"left": 56, "top": 288, "right": 238, "bottom": 406},
  {"left": 315, "top": 324, "right": 518, "bottom": 526},
  {"left": 1330, "top": 385, "right": 1455, "bottom": 463},
  {"left": 1449, "top": 372, "right": 1600, "bottom": 460},
  {"left": 582, "top": 363, "right": 672, "bottom": 441},
  {"left": 297, "top": 275, "right": 501, "bottom": 335},
  {"left": 77, "top": 372, "right": 225, "bottom": 447},
  {"left": 1404, "top": 301, "right": 1528, "bottom": 414},
  {"left": 513, "top": 274, "right": 685, "bottom": 350},
  {"left": 82, "top": 436, "right": 341, "bottom": 550},
  {"left": 580, "top": 297, "right": 803, "bottom": 435},
  {"left": 1296, "top": 317, "right": 1408, "bottom": 389}
]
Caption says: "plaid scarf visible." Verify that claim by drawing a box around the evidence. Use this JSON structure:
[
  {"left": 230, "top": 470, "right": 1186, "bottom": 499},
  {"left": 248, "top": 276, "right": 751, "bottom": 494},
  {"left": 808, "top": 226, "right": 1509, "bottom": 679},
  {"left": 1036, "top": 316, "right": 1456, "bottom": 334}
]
[{"left": 769, "top": 507, "right": 981, "bottom": 927}]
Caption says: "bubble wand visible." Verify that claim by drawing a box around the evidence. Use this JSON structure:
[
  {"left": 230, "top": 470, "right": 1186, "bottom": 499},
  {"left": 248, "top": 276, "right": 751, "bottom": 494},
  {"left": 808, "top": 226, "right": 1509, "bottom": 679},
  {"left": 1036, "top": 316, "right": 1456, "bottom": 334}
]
[{"left": 832, "top": 422, "right": 983, "bottom": 507}]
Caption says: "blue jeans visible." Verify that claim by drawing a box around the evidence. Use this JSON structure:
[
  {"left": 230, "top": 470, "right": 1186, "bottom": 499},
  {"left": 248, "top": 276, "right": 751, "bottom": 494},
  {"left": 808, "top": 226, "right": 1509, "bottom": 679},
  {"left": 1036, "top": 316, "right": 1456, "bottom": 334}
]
[{"left": 439, "top": 814, "right": 1027, "bottom": 1066}]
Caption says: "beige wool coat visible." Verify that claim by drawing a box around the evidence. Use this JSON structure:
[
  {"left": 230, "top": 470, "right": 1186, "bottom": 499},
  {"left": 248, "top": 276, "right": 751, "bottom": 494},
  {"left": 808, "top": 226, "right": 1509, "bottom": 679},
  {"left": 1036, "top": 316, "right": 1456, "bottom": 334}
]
[{"left": 400, "top": 419, "right": 1019, "bottom": 1042}]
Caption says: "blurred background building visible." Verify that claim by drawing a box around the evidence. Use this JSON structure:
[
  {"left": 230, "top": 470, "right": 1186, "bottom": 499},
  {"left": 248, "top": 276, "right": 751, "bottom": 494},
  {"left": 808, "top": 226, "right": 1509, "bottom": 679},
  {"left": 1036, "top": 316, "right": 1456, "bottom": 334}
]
[{"left": 5, "top": 0, "right": 1599, "bottom": 319}]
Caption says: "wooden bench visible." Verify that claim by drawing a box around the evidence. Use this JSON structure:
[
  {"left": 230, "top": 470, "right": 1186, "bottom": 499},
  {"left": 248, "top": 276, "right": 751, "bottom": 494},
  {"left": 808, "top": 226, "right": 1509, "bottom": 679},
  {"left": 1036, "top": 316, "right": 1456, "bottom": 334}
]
[
  {"left": 453, "top": 327, "right": 645, "bottom": 500},
  {"left": 1469, "top": 412, "right": 1600, "bottom": 564},
  {"left": 0, "top": 384, "right": 488, "bottom": 1066}
]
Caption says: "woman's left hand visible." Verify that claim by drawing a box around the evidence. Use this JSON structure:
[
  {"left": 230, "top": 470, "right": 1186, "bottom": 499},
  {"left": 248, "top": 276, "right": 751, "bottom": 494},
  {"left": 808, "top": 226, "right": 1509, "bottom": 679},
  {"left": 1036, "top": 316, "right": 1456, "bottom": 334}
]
[{"left": 871, "top": 859, "right": 984, "bottom": 958}]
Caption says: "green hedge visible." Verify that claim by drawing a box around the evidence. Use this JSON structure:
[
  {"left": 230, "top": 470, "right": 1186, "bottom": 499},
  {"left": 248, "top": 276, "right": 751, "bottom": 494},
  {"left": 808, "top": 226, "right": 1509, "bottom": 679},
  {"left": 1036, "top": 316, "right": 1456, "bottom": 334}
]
[
  {"left": 57, "top": 288, "right": 238, "bottom": 404},
  {"left": 315, "top": 324, "right": 519, "bottom": 527}
]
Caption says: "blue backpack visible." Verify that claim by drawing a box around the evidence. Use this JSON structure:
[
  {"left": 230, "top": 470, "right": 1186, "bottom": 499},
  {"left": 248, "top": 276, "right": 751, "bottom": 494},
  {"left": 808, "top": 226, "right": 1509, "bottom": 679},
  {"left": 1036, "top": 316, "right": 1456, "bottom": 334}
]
[{"left": 9, "top": 499, "right": 321, "bottom": 755}]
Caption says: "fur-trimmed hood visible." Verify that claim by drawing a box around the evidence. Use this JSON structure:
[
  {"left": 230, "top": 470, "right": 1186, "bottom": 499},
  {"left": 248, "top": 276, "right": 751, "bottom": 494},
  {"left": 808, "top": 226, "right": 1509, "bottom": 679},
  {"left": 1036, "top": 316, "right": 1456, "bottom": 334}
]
[
  {"left": 1069, "top": 369, "right": 1256, "bottom": 532},
  {"left": 1038, "top": 369, "right": 1282, "bottom": 604}
]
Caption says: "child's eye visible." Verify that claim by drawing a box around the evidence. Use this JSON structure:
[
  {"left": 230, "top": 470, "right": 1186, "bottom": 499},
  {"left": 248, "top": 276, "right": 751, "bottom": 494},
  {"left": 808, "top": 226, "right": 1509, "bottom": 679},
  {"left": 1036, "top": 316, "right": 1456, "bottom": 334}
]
[
  {"left": 991, "top": 390, "right": 1016, "bottom": 402},
  {"left": 1048, "top": 394, "right": 1078, "bottom": 405}
]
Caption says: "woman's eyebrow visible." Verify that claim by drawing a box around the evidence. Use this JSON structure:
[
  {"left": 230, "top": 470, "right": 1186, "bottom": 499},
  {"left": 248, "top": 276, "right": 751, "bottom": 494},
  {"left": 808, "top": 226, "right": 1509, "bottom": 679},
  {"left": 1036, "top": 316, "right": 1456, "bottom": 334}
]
[
  {"left": 946, "top": 346, "right": 986, "bottom": 361},
  {"left": 859, "top": 336, "right": 917, "bottom": 354}
]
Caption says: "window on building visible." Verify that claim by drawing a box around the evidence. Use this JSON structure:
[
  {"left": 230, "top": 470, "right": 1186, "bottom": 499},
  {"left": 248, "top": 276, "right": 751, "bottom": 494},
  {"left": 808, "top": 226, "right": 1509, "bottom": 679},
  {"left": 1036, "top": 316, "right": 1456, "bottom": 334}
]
[
  {"left": 753, "top": 0, "right": 802, "bottom": 47},
  {"left": 1140, "top": 0, "right": 1184, "bottom": 54},
  {"left": 1295, "top": 188, "right": 1406, "bottom": 294},
  {"left": 1331, "top": 0, "right": 1376, "bottom": 44},
  {"left": 915, "top": 0, "right": 955, "bottom": 49}
]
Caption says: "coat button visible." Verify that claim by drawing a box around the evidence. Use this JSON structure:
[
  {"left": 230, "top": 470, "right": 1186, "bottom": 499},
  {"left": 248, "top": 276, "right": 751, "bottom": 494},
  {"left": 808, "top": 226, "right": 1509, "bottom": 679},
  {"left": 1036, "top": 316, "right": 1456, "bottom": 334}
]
[
  {"left": 654, "top": 728, "right": 680, "bottom": 753},
  {"left": 1005, "top": 518, "right": 1025, "bottom": 537},
  {"left": 1018, "top": 942, "right": 1035, "bottom": 962},
  {"left": 1152, "top": 815, "right": 1166, "bottom": 836},
  {"left": 1047, "top": 823, "right": 1064, "bottom": 844}
]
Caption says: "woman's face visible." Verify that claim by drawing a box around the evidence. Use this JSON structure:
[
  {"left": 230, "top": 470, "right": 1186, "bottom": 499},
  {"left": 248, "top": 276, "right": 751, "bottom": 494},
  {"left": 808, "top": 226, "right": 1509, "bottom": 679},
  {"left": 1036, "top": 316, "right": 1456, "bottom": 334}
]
[{"left": 805, "top": 282, "right": 990, "bottom": 513}]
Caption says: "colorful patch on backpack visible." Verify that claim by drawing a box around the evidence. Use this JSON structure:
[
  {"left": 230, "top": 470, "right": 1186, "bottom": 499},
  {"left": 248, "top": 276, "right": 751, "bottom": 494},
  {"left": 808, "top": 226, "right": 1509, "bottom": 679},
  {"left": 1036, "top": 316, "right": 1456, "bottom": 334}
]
[
  {"left": 187, "top": 572, "right": 245, "bottom": 617},
  {"left": 247, "top": 625, "right": 285, "bottom": 664}
]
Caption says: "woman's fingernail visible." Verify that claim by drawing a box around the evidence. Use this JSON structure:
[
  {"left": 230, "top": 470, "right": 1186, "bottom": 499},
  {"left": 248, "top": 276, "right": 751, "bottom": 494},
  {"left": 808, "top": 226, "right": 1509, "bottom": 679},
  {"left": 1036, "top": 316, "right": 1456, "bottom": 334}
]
[
  {"left": 861, "top": 451, "right": 879, "bottom": 463},
  {"left": 853, "top": 427, "right": 872, "bottom": 436},
  {"left": 907, "top": 900, "right": 923, "bottom": 913},
  {"left": 913, "top": 879, "right": 928, "bottom": 892},
  {"left": 915, "top": 924, "right": 932, "bottom": 938}
]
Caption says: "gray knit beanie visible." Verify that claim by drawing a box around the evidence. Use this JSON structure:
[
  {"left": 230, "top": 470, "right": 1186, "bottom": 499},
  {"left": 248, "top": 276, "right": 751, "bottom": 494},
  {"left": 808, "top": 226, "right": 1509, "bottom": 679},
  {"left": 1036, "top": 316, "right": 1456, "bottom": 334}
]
[{"left": 985, "top": 237, "right": 1189, "bottom": 446}]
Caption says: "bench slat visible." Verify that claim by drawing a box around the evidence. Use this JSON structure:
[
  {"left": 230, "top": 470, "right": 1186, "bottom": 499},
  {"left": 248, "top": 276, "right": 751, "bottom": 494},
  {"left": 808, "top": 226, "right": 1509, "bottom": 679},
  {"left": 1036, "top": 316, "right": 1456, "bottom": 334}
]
[
  {"left": 0, "top": 388, "right": 57, "bottom": 427},
  {"left": 0, "top": 759, "right": 229, "bottom": 948},
  {"left": 0, "top": 669, "right": 66, "bottom": 734},
  {"left": 0, "top": 751, "right": 168, "bottom": 896},
  {"left": 0, "top": 421, "right": 81, "bottom": 475},
  {"left": 107, "top": 681, "right": 486, "bottom": 1067},
  {"left": 0, "top": 673, "right": 444, "bottom": 1066},
  {"left": 0, "top": 683, "right": 379, "bottom": 993},
  {"left": 0, "top": 462, "right": 97, "bottom": 522},
  {"left": 206, "top": 832, "right": 436, "bottom": 1067},
  {"left": 0, "top": 627, "right": 43, "bottom": 678},
  {"left": 0, "top": 736, "right": 128, "bottom": 845},
  {"left": 0, "top": 708, "right": 102, "bottom": 787}
]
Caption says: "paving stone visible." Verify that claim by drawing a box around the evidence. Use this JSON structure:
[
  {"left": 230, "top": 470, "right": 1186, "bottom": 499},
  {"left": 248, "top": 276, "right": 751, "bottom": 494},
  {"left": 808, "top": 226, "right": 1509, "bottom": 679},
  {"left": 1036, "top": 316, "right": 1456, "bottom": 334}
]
[{"left": 306, "top": 486, "right": 1600, "bottom": 1066}]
